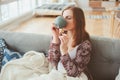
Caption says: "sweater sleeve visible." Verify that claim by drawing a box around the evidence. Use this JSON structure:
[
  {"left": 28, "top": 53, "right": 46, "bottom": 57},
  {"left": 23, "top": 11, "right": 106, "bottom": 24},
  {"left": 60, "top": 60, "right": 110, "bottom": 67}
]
[
  {"left": 60, "top": 40, "right": 92, "bottom": 77},
  {"left": 47, "top": 42, "right": 61, "bottom": 67}
]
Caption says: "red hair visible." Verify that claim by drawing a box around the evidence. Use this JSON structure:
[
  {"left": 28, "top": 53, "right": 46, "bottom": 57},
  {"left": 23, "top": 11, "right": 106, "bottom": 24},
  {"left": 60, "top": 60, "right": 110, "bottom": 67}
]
[{"left": 62, "top": 6, "right": 90, "bottom": 47}]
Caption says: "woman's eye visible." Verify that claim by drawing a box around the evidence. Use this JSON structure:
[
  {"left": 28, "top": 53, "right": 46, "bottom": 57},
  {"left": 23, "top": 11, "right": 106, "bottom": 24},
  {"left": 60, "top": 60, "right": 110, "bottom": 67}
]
[{"left": 66, "top": 16, "right": 71, "bottom": 20}]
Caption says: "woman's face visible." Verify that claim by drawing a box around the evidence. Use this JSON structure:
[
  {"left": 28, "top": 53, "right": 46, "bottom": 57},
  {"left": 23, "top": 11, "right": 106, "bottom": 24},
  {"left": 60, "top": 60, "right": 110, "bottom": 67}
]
[{"left": 62, "top": 9, "right": 75, "bottom": 31}]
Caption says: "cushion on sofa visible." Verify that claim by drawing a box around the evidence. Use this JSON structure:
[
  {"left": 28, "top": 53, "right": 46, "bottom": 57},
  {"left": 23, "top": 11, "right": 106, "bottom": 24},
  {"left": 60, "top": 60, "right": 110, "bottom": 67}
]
[
  {"left": 0, "top": 38, "right": 7, "bottom": 71},
  {"left": 2, "top": 48, "right": 22, "bottom": 66},
  {"left": 0, "top": 37, "right": 23, "bottom": 70}
]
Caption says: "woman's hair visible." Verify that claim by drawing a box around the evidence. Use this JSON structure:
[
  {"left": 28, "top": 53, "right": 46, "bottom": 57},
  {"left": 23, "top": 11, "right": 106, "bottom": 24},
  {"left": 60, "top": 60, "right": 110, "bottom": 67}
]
[{"left": 62, "top": 6, "right": 90, "bottom": 47}]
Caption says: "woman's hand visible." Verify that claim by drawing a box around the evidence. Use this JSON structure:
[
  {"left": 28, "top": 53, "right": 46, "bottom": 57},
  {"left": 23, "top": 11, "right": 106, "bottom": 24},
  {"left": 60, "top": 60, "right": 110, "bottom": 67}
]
[
  {"left": 59, "top": 34, "right": 69, "bottom": 55},
  {"left": 51, "top": 23, "right": 59, "bottom": 43}
]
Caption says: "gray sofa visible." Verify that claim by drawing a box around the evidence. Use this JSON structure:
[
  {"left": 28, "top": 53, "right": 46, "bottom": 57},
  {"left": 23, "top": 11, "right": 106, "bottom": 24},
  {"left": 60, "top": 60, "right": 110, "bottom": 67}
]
[{"left": 0, "top": 31, "right": 120, "bottom": 80}]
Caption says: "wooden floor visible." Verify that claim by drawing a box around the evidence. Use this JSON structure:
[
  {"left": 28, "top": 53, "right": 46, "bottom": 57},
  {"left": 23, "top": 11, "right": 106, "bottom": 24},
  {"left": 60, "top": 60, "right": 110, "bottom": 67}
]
[{"left": 12, "top": 17, "right": 54, "bottom": 35}]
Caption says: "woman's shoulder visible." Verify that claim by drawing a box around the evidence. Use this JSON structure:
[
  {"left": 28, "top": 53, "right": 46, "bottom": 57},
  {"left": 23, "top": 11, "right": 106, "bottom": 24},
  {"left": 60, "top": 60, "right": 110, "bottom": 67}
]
[
  {"left": 76, "top": 40, "right": 92, "bottom": 56},
  {"left": 79, "top": 40, "right": 91, "bottom": 45},
  {"left": 77, "top": 40, "right": 92, "bottom": 49}
]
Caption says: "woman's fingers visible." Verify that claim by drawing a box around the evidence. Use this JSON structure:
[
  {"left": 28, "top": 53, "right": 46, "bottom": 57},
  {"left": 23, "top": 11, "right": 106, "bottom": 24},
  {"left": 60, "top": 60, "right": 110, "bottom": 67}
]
[
  {"left": 59, "top": 34, "right": 68, "bottom": 44},
  {"left": 51, "top": 23, "right": 59, "bottom": 37},
  {"left": 59, "top": 34, "right": 68, "bottom": 55}
]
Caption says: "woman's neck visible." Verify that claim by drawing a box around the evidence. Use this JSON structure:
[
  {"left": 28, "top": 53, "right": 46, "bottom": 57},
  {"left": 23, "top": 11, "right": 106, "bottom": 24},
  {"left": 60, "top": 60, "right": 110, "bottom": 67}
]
[
  {"left": 67, "top": 30, "right": 75, "bottom": 48},
  {"left": 67, "top": 30, "right": 75, "bottom": 39}
]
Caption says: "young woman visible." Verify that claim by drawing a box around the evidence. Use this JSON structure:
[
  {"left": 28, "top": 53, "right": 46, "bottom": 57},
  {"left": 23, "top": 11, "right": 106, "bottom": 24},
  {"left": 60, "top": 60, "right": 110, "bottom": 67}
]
[{"left": 48, "top": 6, "right": 93, "bottom": 80}]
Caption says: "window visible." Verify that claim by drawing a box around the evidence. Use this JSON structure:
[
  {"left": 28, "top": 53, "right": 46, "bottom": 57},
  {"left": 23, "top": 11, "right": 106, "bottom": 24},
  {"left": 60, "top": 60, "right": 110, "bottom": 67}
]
[
  {"left": 0, "top": 0, "right": 38, "bottom": 24},
  {"left": 37, "top": 0, "right": 46, "bottom": 6},
  {"left": 19, "top": 0, "right": 31, "bottom": 14},
  {"left": 0, "top": 0, "right": 56, "bottom": 24},
  {"left": 31, "top": 0, "right": 36, "bottom": 9},
  {"left": 9, "top": 1, "right": 18, "bottom": 18},
  {"left": 1, "top": 4, "right": 9, "bottom": 21},
  {"left": 0, "top": 6, "right": 2, "bottom": 22}
]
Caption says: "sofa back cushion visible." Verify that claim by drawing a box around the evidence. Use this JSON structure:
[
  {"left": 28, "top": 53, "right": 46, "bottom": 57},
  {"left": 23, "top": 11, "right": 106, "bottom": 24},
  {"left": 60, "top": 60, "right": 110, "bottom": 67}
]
[
  {"left": 0, "top": 31, "right": 51, "bottom": 55},
  {"left": 89, "top": 36, "right": 120, "bottom": 80}
]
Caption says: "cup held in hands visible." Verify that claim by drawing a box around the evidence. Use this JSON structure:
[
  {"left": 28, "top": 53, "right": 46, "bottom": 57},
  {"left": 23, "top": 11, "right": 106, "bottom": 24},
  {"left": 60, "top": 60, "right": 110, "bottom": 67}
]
[{"left": 54, "top": 16, "right": 67, "bottom": 29}]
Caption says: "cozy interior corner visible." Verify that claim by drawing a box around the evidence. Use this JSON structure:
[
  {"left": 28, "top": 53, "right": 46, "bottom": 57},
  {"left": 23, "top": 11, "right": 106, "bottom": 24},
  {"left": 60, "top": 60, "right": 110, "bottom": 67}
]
[{"left": 0, "top": 0, "right": 120, "bottom": 80}]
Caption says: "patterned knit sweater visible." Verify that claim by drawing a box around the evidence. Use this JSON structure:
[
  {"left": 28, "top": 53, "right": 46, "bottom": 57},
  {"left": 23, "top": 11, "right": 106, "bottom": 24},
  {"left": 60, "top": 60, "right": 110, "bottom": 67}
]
[{"left": 47, "top": 40, "right": 92, "bottom": 80}]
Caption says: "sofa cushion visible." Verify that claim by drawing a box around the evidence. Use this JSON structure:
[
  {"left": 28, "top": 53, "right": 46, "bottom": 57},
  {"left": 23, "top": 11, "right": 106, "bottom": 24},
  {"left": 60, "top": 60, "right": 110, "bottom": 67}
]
[
  {"left": 0, "top": 38, "right": 7, "bottom": 71},
  {"left": 0, "top": 37, "right": 23, "bottom": 70},
  {"left": 2, "top": 48, "right": 22, "bottom": 66},
  {"left": 88, "top": 36, "right": 120, "bottom": 80}
]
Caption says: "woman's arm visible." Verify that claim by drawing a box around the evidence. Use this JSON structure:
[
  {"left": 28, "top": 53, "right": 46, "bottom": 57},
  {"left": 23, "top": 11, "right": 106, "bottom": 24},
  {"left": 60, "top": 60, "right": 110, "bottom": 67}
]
[
  {"left": 60, "top": 40, "right": 92, "bottom": 77},
  {"left": 47, "top": 42, "right": 61, "bottom": 67}
]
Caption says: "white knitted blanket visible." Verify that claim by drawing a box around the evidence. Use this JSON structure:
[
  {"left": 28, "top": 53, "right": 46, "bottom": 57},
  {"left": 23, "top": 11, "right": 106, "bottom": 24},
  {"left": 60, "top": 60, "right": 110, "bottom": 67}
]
[
  {"left": 0, "top": 51, "right": 49, "bottom": 80},
  {"left": 0, "top": 51, "right": 88, "bottom": 80}
]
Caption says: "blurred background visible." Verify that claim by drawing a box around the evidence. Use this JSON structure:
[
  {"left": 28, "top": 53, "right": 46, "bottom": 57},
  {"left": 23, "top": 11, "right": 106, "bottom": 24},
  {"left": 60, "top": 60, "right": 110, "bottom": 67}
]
[{"left": 0, "top": 0, "right": 120, "bottom": 39}]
